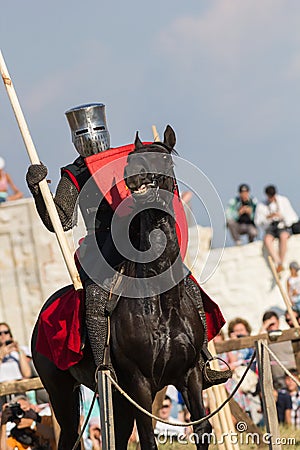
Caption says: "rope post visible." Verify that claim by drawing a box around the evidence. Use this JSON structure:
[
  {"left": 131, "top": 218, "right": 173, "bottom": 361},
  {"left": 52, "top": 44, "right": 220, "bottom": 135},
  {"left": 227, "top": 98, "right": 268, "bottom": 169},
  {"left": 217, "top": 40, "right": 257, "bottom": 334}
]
[
  {"left": 255, "top": 338, "right": 282, "bottom": 450},
  {"left": 98, "top": 370, "right": 115, "bottom": 450}
]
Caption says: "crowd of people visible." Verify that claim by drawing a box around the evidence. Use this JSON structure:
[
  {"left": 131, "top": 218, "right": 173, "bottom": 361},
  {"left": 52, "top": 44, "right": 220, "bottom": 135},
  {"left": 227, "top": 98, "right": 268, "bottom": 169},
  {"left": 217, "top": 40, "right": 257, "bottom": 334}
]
[
  {"left": 146, "top": 310, "right": 300, "bottom": 445},
  {"left": 226, "top": 183, "right": 300, "bottom": 274},
  {"left": 0, "top": 321, "right": 102, "bottom": 449}
]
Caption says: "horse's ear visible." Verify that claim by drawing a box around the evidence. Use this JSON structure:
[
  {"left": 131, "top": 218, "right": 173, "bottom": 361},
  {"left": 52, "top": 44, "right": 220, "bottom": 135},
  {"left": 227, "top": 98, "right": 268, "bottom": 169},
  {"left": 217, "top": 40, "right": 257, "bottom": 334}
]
[
  {"left": 163, "top": 125, "right": 176, "bottom": 151},
  {"left": 134, "top": 131, "right": 143, "bottom": 150}
]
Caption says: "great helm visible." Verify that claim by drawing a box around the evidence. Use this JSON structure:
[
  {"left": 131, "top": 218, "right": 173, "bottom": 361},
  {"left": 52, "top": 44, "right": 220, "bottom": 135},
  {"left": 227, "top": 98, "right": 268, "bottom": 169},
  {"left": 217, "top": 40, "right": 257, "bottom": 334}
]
[{"left": 65, "top": 103, "right": 110, "bottom": 157}]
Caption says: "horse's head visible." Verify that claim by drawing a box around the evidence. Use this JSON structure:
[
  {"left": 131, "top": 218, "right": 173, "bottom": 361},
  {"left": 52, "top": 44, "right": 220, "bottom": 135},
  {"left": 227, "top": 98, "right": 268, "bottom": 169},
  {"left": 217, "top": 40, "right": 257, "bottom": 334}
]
[{"left": 124, "top": 125, "right": 177, "bottom": 204}]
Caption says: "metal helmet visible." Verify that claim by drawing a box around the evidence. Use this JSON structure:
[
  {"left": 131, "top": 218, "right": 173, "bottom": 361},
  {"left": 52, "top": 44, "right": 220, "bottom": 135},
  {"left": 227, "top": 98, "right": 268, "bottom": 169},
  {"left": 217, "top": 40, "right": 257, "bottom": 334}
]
[{"left": 65, "top": 103, "right": 110, "bottom": 157}]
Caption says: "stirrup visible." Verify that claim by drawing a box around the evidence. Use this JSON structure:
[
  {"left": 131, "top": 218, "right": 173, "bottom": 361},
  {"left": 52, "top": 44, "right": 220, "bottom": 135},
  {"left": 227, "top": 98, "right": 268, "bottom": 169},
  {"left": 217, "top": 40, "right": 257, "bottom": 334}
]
[{"left": 203, "top": 357, "right": 232, "bottom": 389}]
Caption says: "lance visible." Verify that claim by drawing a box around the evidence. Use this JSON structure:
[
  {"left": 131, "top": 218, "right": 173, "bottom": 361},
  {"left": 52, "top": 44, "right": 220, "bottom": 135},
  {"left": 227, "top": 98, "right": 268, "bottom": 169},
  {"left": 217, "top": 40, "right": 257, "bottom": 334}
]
[{"left": 0, "top": 50, "right": 83, "bottom": 290}]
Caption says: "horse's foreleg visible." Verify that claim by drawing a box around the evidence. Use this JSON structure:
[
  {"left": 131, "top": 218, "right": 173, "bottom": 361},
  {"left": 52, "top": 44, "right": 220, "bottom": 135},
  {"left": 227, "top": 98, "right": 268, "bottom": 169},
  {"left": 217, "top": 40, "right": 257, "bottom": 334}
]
[
  {"left": 112, "top": 390, "right": 135, "bottom": 450},
  {"left": 37, "top": 363, "right": 81, "bottom": 450},
  {"left": 180, "top": 366, "right": 212, "bottom": 450},
  {"left": 127, "top": 377, "right": 157, "bottom": 450}
]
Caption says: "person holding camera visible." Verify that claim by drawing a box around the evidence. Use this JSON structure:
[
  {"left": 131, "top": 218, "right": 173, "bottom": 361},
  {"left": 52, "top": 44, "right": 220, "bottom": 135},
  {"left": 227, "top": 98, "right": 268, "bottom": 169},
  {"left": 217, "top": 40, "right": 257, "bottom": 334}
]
[
  {"left": 225, "top": 183, "right": 258, "bottom": 246},
  {"left": 255, "top": 185, "right": 299, "bottom": 273},
  {"left": 0, "top": 323, "right": 32, "bottom": 408},
  {"left": 0, "top": 395, "right": 55, "bottom": 449}
]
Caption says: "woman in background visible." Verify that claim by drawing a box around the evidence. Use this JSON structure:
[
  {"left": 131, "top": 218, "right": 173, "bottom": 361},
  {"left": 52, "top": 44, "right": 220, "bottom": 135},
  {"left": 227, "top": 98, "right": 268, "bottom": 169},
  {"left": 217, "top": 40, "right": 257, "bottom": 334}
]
[{"left": 0, "top": 157, "right": 23, "bottom": 203}]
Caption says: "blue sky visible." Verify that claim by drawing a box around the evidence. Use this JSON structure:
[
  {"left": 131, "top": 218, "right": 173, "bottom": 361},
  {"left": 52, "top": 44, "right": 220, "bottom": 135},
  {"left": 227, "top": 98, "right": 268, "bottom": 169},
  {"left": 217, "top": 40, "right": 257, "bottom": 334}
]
[{"left": 0, "top": 0, "right": 299, "bottom": 236}]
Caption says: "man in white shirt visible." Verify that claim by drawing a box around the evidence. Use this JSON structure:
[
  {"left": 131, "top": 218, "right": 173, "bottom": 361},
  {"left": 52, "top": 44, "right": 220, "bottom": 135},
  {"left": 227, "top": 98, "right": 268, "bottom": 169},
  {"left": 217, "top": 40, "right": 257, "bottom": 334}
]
[{"left": 255, "top": 185, "right": 299, "bottom": 273}]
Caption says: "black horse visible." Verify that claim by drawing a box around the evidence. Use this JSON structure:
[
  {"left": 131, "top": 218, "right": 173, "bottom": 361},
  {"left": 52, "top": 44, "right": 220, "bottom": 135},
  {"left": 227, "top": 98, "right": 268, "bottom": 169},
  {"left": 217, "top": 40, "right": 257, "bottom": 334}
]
[{"left": 31, "top": 125, "right": 211, "bottom": 450}]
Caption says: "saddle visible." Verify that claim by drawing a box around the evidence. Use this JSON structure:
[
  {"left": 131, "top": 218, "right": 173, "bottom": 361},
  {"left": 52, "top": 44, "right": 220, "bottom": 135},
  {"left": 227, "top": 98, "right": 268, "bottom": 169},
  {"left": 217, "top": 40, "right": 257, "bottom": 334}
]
[{"left": 36, "top": 274, "right": 225, "bottom": 371}]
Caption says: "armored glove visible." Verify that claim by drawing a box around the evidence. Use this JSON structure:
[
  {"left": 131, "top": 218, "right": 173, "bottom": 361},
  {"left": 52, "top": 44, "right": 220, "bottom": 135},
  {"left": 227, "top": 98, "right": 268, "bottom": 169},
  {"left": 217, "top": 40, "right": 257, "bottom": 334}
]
[{"left": 26, "top": 164, "right": 48, "bottom": 194}]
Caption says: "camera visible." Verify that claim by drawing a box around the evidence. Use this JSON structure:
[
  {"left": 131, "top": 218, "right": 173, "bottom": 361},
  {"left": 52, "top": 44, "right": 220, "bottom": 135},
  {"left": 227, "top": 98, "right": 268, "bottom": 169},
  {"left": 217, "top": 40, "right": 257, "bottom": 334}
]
[
  {"left": 5, "top": 339, "right": 13, "bottom": 345},
  {"left": 8, "top": 402, "right": 24, "bottom": 421}
]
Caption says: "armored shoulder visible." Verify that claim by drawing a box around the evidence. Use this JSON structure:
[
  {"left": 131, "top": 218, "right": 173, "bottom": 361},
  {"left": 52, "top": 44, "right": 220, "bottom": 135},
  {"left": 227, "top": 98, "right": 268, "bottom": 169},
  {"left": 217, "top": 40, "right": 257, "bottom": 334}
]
[{"left": 61, "top": 156, "right": 90, "bottom": 191}]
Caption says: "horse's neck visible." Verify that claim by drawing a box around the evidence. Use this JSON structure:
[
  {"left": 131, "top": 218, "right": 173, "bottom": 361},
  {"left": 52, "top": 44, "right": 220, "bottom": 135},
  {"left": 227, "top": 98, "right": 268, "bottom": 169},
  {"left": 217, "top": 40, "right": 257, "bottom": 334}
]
[{"left": 139, "top": 209, "right": 182, "bottom": 272}]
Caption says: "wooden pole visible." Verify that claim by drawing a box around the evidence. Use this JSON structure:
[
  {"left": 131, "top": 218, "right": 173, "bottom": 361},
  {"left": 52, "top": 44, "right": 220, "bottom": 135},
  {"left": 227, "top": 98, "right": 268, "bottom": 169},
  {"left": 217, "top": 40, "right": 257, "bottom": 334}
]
[
  {"left": 268, "top": 256, "right": 299, "bottom": 328},
  {"left": 255, "top": 338, "right": 282, "bottom": 450},
  {"left": 206, "top": 387, "right": 226, "bottom": 450},
  {"left": 152, "top": 125, "right": 160, "bottom": 142},
  {"left": 0, "top": 50, "right": 82, "bottom": 291},
  {"left": 208, "top": 341, "right": 238, "bottom": 450}
]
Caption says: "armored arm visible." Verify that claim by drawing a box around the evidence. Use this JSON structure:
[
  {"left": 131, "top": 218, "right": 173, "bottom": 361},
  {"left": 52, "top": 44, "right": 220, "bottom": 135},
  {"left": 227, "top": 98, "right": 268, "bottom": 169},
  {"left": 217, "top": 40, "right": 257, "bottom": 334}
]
[{"left": 26, "top": 164, "right": 78, "bottom": 232}]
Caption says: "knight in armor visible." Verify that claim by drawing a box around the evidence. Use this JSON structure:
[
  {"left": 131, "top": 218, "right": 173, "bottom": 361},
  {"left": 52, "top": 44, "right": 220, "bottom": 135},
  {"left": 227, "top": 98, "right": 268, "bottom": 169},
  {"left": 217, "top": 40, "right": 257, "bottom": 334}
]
[{"left": 26, "top": 103, "right": 230, "bottom": 387}]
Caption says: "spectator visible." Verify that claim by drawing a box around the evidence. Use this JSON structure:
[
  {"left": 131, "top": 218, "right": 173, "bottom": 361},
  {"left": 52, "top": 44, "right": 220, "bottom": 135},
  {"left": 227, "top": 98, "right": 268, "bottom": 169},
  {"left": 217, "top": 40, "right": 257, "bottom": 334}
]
[
  {"left": 226, "top": 183, "right": 258, "bottom": 245},
  {"left": 0, "top": 323, "right": 31, "bottom": 408},
  {"left": 225, "top": 318, "right": 262, "bottom": 425},
  {"left": 154, "top": 395, "right": 183, "bottom": 439},
  {"left": 260, "top": 310, "right": 296, "bottom": 389},
  {"left": 0, "top": 394, "right": 55, "bottom": 449},
  {"left": 0, "top": 157, "right": 23, "bottom": 203},
  {"left": 227, "top": 318, "right": 255, "bottom": 370},
  {"left": 80, "top": 385, "right": 100, "bottom": 448},
  {"left": 275, "top": 386, "right": 292, "bottom": 425},
  {"left": 255, "top": 185, "right": 299, "bottom": 273},
  {"left": 84, "top": 417, "right": 102, "bottom": 450},
  {"left": 287, "top": 261, "right": 300, "bottom": 311},
  {"left": 283, "top": 369, "right": 300, "bottom": 428},
  {"left": 285, "top": 308, "right": 300, "bottom": 328}
]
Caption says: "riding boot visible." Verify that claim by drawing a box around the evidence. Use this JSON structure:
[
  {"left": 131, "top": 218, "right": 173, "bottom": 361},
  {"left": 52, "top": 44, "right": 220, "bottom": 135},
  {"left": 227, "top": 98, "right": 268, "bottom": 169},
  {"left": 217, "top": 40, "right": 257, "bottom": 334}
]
[
  {"left": 184, "top": 276, "right": 232, "bottom": 389},
  {"left": 85, "top": 282, "right": 114, "bottom": 374}
]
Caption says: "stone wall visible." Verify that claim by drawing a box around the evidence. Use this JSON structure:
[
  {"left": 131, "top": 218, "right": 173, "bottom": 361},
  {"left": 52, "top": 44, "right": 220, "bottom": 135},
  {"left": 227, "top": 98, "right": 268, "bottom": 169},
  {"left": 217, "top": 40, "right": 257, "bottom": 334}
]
[
  {"left": 0, "top": 199, "right": 71, "bottom": 346},
  {"left": 0, "top": 199, "right": 299, "bottom": 346}
]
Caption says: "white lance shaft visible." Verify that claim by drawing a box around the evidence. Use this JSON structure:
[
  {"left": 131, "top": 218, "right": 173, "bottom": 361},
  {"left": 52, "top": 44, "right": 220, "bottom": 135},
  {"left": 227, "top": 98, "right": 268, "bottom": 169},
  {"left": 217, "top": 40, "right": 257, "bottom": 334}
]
[{"left": 0, "top": 50, "right": 82, "bottom": 291}]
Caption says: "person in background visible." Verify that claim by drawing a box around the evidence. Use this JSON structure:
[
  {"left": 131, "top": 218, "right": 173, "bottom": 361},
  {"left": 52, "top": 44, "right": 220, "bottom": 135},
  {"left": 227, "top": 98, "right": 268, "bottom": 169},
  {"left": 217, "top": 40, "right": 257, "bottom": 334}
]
[
  {"left": 285, "top": 308, "right": 300, "bottom": 328},
  {"left": 225, "top": 318, "right": 262, "bottom": 425},
  {"left": 0, "top": 323, "right": 31, "bottom": 408},
  {"left": 225, "top": 183, "right": 258, "bottom": 246},
  {"left": 154, "top": 395, "right": 183, "bottom": 438},
  {"left": 287, "top": 261, "right": 300, "bottom": 311},
  {"left": 260, "top": 310, "right": 296, "bottom": 390},
  {"left": 0, "top": 394, "right": 55, "bottom": 449},
  {"left": 283, "top": 369, "right": 300, "bottom": 428},
  {"left": 255, "top": 185, "right": 298, "bottom": 273},
  {"left": 0, "top": 157, "right": 23, "bottom": 203},
  {"left": 274, "top": 385, "right": 292, "bottom": 425},
  {"left": 84, "top": 417, "right": 102, "bottom": 450}
]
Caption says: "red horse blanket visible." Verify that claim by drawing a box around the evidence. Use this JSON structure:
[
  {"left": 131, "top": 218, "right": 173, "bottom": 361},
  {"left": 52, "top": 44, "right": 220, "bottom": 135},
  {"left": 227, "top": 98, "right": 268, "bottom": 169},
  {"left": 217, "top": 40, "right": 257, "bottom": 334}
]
[{"left": 36, "top": 280, "right": 224, "bottom": 370}]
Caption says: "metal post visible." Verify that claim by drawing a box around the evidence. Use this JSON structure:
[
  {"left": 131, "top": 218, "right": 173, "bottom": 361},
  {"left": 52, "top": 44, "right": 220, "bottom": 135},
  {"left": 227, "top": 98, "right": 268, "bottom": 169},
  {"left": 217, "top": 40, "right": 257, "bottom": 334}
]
[
  {"left": 98, "top": 370, "right": 115, "bottom": 450},
  {"left": 255, "top": 338, "right": 281, "bottom": 450}
]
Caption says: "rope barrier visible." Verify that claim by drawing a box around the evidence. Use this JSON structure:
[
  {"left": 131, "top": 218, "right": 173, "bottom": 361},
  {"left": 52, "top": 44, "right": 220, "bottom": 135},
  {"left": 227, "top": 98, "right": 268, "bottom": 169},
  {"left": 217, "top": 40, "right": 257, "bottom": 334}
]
[{"left": 105, "top": 350, "right": 257, "bottom": 428}]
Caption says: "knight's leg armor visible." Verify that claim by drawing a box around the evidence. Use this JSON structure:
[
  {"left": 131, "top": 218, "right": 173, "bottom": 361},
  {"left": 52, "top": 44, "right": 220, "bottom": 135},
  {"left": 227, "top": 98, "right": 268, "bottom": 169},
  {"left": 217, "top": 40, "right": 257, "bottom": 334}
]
[
  {"left": 185, "top": 276, "right": 232, "bottom": 388},
  {"left": 85, "top": 281, "right": 110, "bottom": 369}
]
